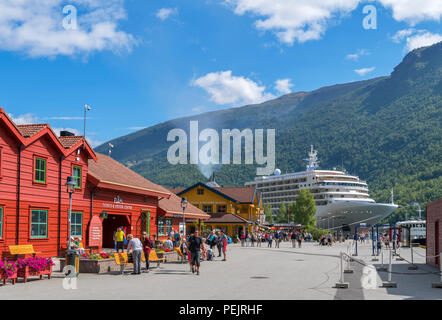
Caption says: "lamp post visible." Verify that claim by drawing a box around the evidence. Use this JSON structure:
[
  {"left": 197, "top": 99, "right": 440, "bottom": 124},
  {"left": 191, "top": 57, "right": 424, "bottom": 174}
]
[
  {"left": 83, "top": 104, "right": 91, "bottom": 148},
  {"left": 181, "top": 197, "right": 187, "bottom": 239},
  {"left": 66, "top": 176, "right": 78, "bottom": 277}
]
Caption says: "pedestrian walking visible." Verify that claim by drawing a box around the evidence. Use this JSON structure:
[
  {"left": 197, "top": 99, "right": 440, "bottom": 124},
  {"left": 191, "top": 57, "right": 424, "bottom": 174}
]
[
  {"left": 240, "top": 231, "right": 246, "bottom": 247},
  {"left": 291, "top": 232, "right": 297, "bottom": 248},
  {"left": 220, "top": 231, "right": 228, "bottom": 261},
  {"left": 114, "top": 227, "right": 126, "bottom": 253},
  {"left": 251, "top": 233, "right": 256, "bottom": 247},
  {"left": 126, "top": 234, "right": 143, "bottom": 275},
  {"left": 275, "top": 231, "right": 280, "bottom": 248},
  {"left": 216, "top": 231, "right": 223, "bottom": 257},
  {"left": 268, "top": 233, "right": 273, "bottom": 248},
  {"left": 297, "top": 232, "right": 302, "bottom": 248},
  {"left": 141, "top": 231, "right": 152, "bottom": 273},
  {"left": 187, "top": 230, "right": 204, "bottom": 275}
]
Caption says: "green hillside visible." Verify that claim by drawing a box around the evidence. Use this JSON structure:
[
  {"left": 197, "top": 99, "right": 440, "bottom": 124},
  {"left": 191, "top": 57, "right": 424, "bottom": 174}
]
[{"left": 96, "top": 42, "right": 442, "bottom": 224}]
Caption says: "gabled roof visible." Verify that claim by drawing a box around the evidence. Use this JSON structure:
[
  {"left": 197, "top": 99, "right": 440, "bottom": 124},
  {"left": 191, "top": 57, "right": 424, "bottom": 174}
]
[
  {"left": 0, "top": 108, "right": 97, "bottom": 161},
  {"left": 17, "top": 124, "right": 48, "bottom": 137},
  {"left": 174, "top": 182, "right": 259, "bottom": 204},
  {"left": 158, "top": 193, "right": 210, "bottom": 220},
  {"left": 58, "top": 136, "right": 84, "bottom": 148},
  {"left": 205, "top": 213, "right": 250, "bottom": 224},
  {"left": 88, "top": 153, "right": 171, "bottom": 199}
]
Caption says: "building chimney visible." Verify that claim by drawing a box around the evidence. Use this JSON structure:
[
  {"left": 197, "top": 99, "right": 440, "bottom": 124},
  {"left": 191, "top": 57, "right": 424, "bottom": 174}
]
[{"left": 60, "top": 131, "right": 75, "bottom": 137}]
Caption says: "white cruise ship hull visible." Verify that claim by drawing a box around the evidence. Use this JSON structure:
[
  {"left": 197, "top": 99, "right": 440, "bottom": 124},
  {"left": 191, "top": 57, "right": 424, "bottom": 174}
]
[{"left": 316, "top": 199, "right": 398, "bottom": 231}]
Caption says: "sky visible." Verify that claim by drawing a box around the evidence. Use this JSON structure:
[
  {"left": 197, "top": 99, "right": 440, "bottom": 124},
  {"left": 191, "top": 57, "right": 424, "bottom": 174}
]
[{"left": 0, "top": 0, "right": 441, "bottom": 147}]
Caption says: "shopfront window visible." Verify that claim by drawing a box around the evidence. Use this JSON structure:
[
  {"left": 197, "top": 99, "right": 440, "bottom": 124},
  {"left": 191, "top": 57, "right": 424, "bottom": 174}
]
[
  {"left": 31, "top": 209, "right": 48, "bottom": 238},
  {"left": 166, "top": 218, "right": 172, "bottom": 235},
  {"left": 0, "top": 207, "right": 3, "bottom": 239},
  {"left": 158, "top": 218, "right": 165, "bottom": 236},
  {"left": 71, "top": 212, "right": 83, "bottom": 237}
]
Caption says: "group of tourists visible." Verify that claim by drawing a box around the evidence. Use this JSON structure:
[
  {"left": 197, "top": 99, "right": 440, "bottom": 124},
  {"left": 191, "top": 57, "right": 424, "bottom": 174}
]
[
  {"left": 236, "top": 230, "right": 313, "bottom": 249},
  {"left": 112, "top": 226, "right": 229, "bottom": 276}
]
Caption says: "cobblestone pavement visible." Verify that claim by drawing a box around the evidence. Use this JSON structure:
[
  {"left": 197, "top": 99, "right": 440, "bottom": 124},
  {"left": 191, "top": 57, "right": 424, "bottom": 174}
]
[{"left": 0, "top": 241, "right": 440, "bottom": 300}]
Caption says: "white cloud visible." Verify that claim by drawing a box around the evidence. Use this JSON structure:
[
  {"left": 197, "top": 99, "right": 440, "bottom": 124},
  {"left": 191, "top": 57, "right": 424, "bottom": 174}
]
[
  {"left": 156, "top": 8, "right": 178, "bottom": 21},
  {"left": 191, "top": 70, "right": 275, "bottom": 106},
  {"left": 354, "top": 67, "right": 375, "bottom": 76},
  {"left": 8, "top": 113, "right": 39, "bottom": 125},
  {"left": 225, "top": 0, "right": 442, "bottom": 44},
  {"left": 346, "top": 49, "right": 369, "bottom": 61},
  {"left": 0, "top": 0, "right": 136, "bottom": 58},
  {"left": 225, "top": 0, "right": 361, "bottom": 45},
  {"left": 377, "top": 0, "right": 442, "bottom": 25},
  {"left": 392, "top": 29, "right": 442, "bottom": 52},
  {"left": 275, "top": 78, "right": 294, "bottom": 95},
  {"left": 405, "top": 32, "right": 442, "bottom": 52}
]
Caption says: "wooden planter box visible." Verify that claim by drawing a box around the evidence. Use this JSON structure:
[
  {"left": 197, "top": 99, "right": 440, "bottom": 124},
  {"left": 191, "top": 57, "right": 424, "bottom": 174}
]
[
  {"left": 78, "top": 259, "right": 120, "bottom": 274},
  {"left": 1, "top": 271, "right": 18, "bottom": 285},
  {"left": 18, "top": 266, "right": 52, "bottom": 283}
]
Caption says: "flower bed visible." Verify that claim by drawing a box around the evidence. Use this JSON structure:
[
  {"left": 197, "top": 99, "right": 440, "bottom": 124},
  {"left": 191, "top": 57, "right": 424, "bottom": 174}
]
[
  {"left": 16, "top": 257, "right": 54, "bottom": 283},
  {"left": 77, "top": 252, "right": 118, "bottom": 273},
  {"left": 0, "top": 260, "right": 18, "bottom": 285}
]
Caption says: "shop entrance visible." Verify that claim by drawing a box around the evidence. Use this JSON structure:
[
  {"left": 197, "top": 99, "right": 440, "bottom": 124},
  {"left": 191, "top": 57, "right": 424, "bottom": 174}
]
[{"left": 102, "top": 214, "right": 130, "bottom": 249}]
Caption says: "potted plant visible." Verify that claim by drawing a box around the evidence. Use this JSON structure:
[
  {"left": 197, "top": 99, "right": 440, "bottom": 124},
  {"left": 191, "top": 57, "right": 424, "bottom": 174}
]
[
  {"left": 78, "top": 252, "right": 117, "bottom": 274},
  {"left": 16, "top": 257, "right": 54, "bottom": 283},
  {"left": 0, "top": 260, "right": 18, "bottom": 285}
]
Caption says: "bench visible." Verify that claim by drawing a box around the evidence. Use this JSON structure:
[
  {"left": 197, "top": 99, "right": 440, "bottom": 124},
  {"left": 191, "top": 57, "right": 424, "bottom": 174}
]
[
  {"left": 9, "top": 245, "right": 41, "bottom": 258},
  {"left": 175, "top": 247, "right": 187, "bottom": 263},
  {"left": 149, "top": 250, "right": 166, "bottom": 267},
  {"left": 114, "top": 252, "right": 146, "bottom": 274}
]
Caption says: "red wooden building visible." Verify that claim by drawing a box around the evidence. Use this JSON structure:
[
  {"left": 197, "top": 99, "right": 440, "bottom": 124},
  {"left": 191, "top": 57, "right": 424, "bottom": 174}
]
[{"left": 0, "top": 108, "right": 208, "bottom": 258}]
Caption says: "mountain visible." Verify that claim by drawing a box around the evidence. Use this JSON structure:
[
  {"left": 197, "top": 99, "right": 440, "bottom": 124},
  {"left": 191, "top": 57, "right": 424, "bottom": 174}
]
[{"left": 96, "top": 42, "right": 442, "bottom": 224}]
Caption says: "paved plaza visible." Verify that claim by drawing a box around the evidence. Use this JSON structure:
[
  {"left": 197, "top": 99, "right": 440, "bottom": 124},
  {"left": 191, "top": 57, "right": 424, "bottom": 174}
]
[{"left": 0, "top": 241, "right": 440, "bottom": 300}]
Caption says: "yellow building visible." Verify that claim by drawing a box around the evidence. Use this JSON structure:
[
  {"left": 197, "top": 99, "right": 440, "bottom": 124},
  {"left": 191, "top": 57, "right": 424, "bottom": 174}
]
[{"left": 170, "top": 182, "right": 264, "bottom": 238}]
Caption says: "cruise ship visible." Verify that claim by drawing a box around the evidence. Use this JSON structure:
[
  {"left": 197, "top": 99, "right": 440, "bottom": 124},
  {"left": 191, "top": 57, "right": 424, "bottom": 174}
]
[{"left": 245, "top": 146, "right": 398, "bottom": 232}]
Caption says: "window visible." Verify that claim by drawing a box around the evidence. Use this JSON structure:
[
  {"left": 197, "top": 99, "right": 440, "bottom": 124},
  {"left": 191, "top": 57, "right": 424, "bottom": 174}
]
[
  {"left": 202, "top": 205, "right": 213, "bottom": 214},
  {"left": 71, "top": 212, "right": 83, "bottom": 237},
  {"left": 31, "top": 209, "right": 48, "bottom": 238},
  {"left": 34, "top": 157, "right": 47, "bottom": 184},
  {"left": 197, "top": 188, "right": 204, "bottom": 195},
  {"left": 73, "top": 166, "right": 82, "bottom": 189},
  {"left": 0, "top": 207, "right": 3, "bottom": 239},
  {"left": 166, "top": 219, "right": 172, "bottom": 235},
  {"left": 217, "top": 205, "right": 227, "bottom": 213},
  {"left": 158, "top": 218, "right": 165, "bottom": 236}
]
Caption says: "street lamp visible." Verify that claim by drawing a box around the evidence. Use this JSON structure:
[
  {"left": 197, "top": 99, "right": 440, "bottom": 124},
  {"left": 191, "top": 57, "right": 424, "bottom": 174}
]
[
  {"left": 83, "top": 104, "right": 91, "bottom": 148},
  {"left": 66, "top": 176, "right": 78, "bottom": 277},
  {"left": 409, "top": 202, "right": 422, "bottom": 220},
  {"left": 181, "top": 197, "right": 188, "bottom": 238}
]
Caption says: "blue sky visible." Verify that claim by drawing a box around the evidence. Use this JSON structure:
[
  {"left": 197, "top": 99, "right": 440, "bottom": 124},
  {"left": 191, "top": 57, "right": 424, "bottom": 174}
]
[{"left": 0, "top": 0, "right": 441, "bottom": 147}]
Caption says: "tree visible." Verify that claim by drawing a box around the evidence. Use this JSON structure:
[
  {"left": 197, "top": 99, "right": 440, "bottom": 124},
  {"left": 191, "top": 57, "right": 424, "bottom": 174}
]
[
  {"left": 275, "top": 202, "right": 287, "bottom": 223},
  {"left": 264, "top": 204, "right": 273, "bottom": 224},
  {"left": 293, "top": 189, "right": 317, "bottom": 227}
]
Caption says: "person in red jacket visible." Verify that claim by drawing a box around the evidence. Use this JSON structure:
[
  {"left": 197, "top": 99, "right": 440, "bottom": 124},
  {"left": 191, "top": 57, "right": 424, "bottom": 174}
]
[{"left": 141, "top": 231, "right": 152, "bottom": 273}]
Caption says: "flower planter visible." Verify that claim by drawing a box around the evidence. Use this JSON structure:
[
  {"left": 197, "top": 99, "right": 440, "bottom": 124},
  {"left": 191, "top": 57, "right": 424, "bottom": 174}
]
[
  {"left": 1, "top": 271, "right": 17, "bottom": 285},
  {"left": 18, "top": 266, "right": 52, "bottom": 283},
  {"left": 78, "top": 258, "right": 120, "bottom": 274}
]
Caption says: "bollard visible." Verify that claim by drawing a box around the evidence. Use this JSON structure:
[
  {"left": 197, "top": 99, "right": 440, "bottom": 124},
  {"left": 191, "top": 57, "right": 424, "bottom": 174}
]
[
  {"left": 382, "top": 249, "right": 397, "bottom": 288},
  {"left": 336, "top": 251, "right": 349, "bottom": 288},
  {"left": 432, "top": 253, "right": 442, "bottom": 288},
  {"left": 408, "top": 244, "right": 418, "bottom": 270},
  {"left": 344, "top": 252, "right": 354, "bottom": 274},
  {"left": 377, "top": 248, "right": 387, "bottom": 272}
]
